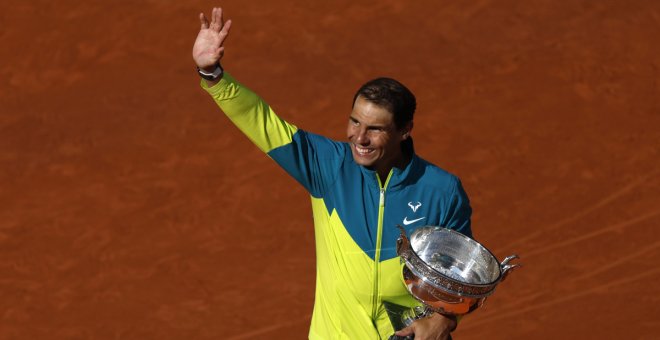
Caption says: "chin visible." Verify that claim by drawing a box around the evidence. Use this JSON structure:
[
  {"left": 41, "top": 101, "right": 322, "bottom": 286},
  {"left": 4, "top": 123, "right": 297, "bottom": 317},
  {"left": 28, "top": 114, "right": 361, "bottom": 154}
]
[
  {"left": 353, "top": 158, "right": 372, "bottom": 167},
  {"left": 351, "top": 153, "right": 376, "bottom": 168}
]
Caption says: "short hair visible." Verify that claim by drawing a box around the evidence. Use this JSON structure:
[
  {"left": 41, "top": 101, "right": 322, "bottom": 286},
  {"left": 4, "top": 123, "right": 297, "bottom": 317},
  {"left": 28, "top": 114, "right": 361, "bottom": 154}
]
[{"left": 352, "top": 77, "right": 416, "bottom": 130}]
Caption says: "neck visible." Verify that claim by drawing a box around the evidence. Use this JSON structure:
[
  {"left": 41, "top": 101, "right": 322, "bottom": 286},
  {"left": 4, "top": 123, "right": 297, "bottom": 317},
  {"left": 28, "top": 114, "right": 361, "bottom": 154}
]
[
  {"left": 376, "top": 154, "right": 412, "bottom": 184},
  {"left": 377, "top": 169, "right": 390, "bottom": 184},
  {"left": 374, "top": 139, "right": 415, "bottom": 184}
]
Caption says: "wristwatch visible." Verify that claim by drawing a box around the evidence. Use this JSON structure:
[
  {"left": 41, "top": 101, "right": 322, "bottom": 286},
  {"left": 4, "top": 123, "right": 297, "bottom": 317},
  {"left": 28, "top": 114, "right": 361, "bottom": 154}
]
[{"left": 197, "top": 63, "right": 224, "bottom": 81}]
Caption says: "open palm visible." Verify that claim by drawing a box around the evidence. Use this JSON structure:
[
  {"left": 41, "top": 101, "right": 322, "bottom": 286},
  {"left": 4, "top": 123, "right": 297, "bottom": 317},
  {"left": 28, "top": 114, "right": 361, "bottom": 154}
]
[{"left": 192, "top": 7, "right": 232, "bottom": 70}]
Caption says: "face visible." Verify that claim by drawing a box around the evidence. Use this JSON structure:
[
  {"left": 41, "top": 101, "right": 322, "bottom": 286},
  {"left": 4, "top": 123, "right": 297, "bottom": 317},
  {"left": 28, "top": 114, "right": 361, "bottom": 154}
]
[{"left": 347, "top": 96, "right": 412, "bottom": 175}]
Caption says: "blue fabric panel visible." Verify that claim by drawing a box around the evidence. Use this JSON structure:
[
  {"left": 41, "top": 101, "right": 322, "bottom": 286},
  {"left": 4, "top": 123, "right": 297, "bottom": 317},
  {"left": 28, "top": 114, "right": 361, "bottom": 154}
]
[
  {"left": 267, "top": 130, "right": 345, "bottom": 199},
  {"left": 267, "top": 129, "right": 472, "bottom": 262}
]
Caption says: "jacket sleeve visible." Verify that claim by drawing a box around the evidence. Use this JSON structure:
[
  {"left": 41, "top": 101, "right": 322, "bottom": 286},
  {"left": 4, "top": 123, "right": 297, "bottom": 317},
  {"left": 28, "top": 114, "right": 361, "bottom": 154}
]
[
  {"left": 202, "top": 73, "right": 298, "bottom": 153},
  {"left": 202, "top": 73, "right": 343, "bottom": 197},
  {"left": 444, "top": 177, "right": 473, "bottom": 238}
]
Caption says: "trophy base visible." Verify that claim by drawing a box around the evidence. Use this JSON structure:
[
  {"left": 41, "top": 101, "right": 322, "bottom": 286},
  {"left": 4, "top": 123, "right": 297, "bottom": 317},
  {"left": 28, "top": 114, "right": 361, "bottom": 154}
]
[
  {"left": 384, "top": 302, "right": 453, "bottom": 340},
  {"left": 401, "top": 305, "right": 434, "bottom": 327},
  {"left": 383, "top": 301, "right": 433, "bottom": 340}
]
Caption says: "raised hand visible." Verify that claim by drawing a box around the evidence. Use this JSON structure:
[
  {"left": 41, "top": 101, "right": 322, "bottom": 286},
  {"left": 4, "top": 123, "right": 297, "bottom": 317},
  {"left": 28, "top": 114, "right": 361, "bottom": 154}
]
[{"left": 193, "top": 7, "right": 232, "bottom": 71}]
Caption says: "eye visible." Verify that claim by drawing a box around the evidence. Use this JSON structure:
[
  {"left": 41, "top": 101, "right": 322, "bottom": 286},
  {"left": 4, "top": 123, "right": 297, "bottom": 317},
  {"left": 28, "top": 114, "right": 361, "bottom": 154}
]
[{"left": 349, "top": 118, "right": 359, "bottom": 126}]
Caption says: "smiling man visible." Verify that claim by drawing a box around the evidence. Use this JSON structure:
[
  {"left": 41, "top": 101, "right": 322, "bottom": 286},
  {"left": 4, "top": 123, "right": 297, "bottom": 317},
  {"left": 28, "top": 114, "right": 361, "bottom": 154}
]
[
  {"left": 348, "top": 79, "right": 414, "bottom": 182},
  {"left": 193, "top": 7, "right": 472, "bottom": 340}
]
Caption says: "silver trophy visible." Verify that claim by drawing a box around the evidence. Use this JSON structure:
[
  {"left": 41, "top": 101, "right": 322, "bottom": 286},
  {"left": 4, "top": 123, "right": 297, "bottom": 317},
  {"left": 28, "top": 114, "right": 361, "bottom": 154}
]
[{"left": 389, "top": 226, "right": 521, "bottom": 339}]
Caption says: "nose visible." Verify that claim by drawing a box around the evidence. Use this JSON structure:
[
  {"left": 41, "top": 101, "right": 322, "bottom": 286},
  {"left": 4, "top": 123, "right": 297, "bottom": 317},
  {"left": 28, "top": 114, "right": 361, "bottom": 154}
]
[{"left": 355, "top": 127, "right": 369, "bottom": 145}]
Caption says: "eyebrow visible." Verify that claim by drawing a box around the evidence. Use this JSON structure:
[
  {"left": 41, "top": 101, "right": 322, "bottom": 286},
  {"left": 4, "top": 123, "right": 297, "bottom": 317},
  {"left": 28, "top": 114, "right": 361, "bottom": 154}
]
[{"left": 349, "top": 116, "right": 387, "bottom": 130}]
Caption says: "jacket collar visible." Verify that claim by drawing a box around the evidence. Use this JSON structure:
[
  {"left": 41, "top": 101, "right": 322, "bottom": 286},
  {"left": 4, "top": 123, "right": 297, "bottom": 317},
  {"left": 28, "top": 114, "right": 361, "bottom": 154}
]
[{"left": 358, "top": 138, "right": 421, "bottom": 192}]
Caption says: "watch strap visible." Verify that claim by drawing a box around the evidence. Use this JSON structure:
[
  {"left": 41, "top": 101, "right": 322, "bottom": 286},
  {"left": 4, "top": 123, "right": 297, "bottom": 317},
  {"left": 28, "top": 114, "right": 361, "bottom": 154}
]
[{"left": 197, "top": 63, "right": 223, "bottom": 81}]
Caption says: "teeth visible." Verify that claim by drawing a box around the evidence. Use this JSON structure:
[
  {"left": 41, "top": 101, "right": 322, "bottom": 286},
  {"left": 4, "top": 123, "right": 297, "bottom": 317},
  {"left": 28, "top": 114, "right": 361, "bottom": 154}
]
[{"left": 355, "top": 146, "right": 373, "bottom": 155}]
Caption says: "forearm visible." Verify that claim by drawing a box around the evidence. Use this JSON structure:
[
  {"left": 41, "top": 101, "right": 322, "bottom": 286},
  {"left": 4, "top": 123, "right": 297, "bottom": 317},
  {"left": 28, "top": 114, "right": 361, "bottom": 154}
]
[{"left": 201, "top": 72, "right": 298, "bottom": 153}]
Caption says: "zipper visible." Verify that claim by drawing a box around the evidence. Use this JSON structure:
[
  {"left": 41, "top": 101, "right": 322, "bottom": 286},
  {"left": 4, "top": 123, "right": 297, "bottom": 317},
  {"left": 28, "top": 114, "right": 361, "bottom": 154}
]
[{"left": 371, "top": 172, "right": 392, "bottom": 321}]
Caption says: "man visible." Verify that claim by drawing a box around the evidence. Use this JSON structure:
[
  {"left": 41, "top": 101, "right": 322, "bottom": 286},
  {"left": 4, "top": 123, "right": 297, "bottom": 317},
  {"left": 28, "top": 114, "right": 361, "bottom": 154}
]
[{"left": 192, "top": 7, "right": 472, "bottom": 340}]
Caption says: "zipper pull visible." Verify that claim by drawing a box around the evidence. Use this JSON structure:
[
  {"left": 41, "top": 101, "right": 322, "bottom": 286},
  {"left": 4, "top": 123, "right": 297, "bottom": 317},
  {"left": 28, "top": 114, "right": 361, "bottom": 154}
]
[{"left": 379, "top": 188, "right": 385, "bottom": 206}]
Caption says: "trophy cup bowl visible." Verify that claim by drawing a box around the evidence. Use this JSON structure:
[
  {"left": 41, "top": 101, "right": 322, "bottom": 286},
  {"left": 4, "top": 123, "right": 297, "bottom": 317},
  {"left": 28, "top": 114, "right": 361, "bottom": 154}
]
[{"left": 395, "top": 225, "right": 520, "bottom": 319}]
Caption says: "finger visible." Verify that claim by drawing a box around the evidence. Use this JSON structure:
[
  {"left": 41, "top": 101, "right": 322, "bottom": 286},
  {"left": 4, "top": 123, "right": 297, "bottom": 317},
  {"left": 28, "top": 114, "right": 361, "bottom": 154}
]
[
  {"left": 394, "top": 326, "right": 414, "bottom": 336},
  {"left": 211, "top": 7, "right": 223, "bottom": 32},
  {"left": 218, "top": 7, "right": 224, "bottom": 28},
  {"left": 199, "top": 13, "right": 209, "bottom": 29},
  {"left": 222, "top": 19, "right": 232, "bottom": 34},
  {"left": 209, "top": 7, "right": 218, "bottom": 30},
  {"left": 218, "top": 19, "right": 232, "bottom": 45}
]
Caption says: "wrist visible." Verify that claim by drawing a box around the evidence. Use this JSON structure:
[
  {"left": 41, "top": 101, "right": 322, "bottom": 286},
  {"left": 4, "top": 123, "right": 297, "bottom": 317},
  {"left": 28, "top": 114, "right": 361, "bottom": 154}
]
[
  {"left": 199, "top": 65, "right": 217, "bottom": 73},
  {"left": 439, "top": 313, "right": 459, "bottom": 332},
  {"left": 197, "top": 63, "right": 223, "bottom": 81}
]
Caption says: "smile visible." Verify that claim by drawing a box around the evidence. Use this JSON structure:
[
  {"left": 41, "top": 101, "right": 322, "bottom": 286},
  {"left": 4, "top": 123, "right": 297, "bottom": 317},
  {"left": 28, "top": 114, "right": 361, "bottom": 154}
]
[{"left": 355, "top": 145, "right": 375, "bottom": 156}]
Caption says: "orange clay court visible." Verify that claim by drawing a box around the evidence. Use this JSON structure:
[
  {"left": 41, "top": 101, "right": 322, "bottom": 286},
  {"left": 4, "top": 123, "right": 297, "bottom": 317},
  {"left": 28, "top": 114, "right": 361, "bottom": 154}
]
[{"left": 1, "top": 0, "right": 659, "bottom": 339}]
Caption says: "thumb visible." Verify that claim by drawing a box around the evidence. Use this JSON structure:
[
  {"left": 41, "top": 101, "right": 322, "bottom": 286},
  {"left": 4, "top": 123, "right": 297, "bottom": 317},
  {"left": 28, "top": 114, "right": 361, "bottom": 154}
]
[{"left": 395, "top": 325, "right": 414, "bottom": 336}]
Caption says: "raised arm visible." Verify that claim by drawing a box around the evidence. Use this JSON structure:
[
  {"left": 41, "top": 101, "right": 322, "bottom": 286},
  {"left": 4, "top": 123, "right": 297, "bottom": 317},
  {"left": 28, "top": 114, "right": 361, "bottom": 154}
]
[
  {"left": 192, "top": 7, "right": 232, "bottom": 86},
  {"left": 191, "top": 8, "right": 344, "bottom": 196}
]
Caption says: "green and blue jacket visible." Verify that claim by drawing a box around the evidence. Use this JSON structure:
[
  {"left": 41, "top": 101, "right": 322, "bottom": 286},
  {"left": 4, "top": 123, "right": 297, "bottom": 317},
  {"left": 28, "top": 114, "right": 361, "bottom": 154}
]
[{"left": 203, "top": 73, "right": 472, "bottom": 339}]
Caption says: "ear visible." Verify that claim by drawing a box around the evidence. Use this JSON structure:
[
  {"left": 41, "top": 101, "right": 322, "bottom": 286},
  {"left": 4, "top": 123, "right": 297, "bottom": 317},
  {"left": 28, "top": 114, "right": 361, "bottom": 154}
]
[{"left": 402, "top": 121, "right": 413, "bottom": 139}]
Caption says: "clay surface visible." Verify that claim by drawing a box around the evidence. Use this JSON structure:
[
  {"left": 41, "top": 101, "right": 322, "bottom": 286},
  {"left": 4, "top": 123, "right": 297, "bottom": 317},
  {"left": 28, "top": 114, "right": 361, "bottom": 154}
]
[{"left": 1, "top": 0, "right": 659, "bottom": 338}]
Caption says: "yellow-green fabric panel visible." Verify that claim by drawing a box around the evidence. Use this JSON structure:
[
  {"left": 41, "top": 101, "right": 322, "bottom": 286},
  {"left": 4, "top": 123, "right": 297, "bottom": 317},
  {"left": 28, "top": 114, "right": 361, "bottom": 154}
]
[
  {"left": 307, "top": 197, "right": 425, "bottom": 339},
  {"left": 201, "top": 73, "right": 298, "bottom": 153},
  {"left": 309, "top": 197, "right": 379, "bottom": 339},
  {"left": 373, "top": 303, "right": 396, "bottom": 339},
  {"left": 379, "top": 258, "right": 423, "bottom": 308},
  {"left": 376, "top": 259, "right": 424, "bottom": 338}
]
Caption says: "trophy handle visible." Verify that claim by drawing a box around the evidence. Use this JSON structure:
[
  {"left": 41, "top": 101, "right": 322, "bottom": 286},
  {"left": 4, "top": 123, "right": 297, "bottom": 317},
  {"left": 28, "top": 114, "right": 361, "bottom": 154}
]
[
  {"left": 396, "top": 225, "right": 411, "bottom": 258},
  {"left": 500, "top": 254, "right": 522, "bottom": 282}
]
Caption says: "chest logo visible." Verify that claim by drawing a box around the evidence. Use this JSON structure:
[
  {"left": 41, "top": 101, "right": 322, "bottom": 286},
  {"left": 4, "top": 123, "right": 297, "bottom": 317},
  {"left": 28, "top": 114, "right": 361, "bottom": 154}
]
[
  {"left": 408, "top": 201, "right": 422, "bottom": 213},
  {"left": 403, "top": 216, "right": 425, "bottom": 225}
]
